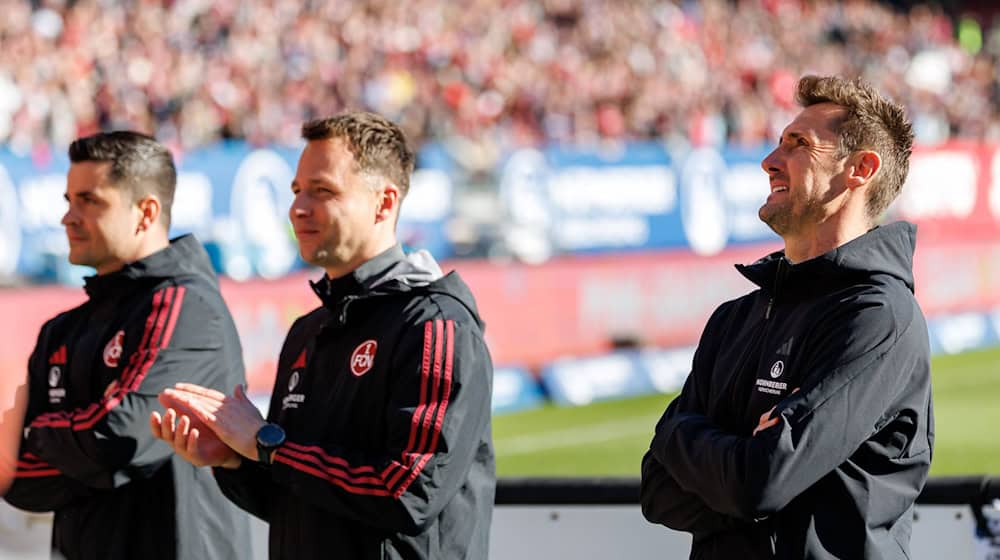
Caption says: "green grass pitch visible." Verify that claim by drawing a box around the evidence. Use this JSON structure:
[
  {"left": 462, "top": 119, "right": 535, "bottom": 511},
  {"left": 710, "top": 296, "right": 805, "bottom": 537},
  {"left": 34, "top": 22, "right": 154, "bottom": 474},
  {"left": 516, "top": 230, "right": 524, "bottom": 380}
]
[{"left": 493, "top": 346, "right": 1000, "bottom": 477}]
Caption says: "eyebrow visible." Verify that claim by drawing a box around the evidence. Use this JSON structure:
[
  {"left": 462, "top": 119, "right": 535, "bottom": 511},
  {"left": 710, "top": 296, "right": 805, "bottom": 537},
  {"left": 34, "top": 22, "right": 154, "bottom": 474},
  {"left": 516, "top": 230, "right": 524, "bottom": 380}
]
[
  {"left": 64, "top": 190, "right": 96, "bottom": 201},
  {"left": 290, "top": 177, "right": 337, "bottom": 190}
]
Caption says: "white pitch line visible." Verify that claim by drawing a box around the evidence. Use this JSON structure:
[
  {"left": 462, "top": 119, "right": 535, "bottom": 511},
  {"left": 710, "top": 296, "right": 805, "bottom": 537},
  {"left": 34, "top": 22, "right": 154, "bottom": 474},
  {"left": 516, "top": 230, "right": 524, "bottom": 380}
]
[{"left": 495, "top": 415, "right": 660, "bottom": 456}]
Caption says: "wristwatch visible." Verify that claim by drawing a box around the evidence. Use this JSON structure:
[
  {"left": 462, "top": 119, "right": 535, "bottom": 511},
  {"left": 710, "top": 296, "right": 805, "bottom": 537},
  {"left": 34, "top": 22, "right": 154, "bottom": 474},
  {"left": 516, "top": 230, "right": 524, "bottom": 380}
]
[{"left": 255, "top": 423, "right": 286, "bottom": 464}]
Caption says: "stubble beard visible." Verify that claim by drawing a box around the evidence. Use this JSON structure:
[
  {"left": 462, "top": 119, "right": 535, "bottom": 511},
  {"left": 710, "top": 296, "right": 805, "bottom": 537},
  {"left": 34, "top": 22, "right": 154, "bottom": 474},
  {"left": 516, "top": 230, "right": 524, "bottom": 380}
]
[{"left": 759, "top": 196, "right": 824, "bottom": 237}]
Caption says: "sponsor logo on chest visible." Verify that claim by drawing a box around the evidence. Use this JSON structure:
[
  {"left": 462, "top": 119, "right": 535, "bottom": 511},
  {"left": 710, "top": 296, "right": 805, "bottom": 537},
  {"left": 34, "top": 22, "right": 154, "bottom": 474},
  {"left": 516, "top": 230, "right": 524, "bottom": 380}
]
[
  {"left": 282, "top": 349, "right": 307, "bottom": 410},
  {"left": 48, "top": 345, "right": 67, "bottom": 404},
  {"left": 755, "top": 337, "right": 794, "bottom": 396}
]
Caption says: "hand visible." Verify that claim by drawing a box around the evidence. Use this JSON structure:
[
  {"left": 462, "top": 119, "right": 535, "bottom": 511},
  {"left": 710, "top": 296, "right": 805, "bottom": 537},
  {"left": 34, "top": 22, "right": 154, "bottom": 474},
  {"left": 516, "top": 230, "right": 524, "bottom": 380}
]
[
  {"left": 150, "top": 407, "right": 241, "bottom": 468},
  {"left": 753, "top": 388, "right": 799, "bottom": 436},
  {"left": 753, "top": 406, "right": 779, "bottom": 436},
  {"left": 160, "top": 383, "right": 266, "bottom": 461}
]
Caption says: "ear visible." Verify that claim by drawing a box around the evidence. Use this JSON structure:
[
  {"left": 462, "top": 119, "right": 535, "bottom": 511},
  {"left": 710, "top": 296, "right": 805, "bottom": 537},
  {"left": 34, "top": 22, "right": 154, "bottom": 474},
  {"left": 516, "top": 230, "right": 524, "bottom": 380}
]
[
  {"left": 135, "top": 195, "right": 162, "bottom": 234},
  {"left": 846, "top": 151, "right": 881, "bottom": 190},
  {"left": 374, "top": 183, "right": 401, "bottom": 226}
]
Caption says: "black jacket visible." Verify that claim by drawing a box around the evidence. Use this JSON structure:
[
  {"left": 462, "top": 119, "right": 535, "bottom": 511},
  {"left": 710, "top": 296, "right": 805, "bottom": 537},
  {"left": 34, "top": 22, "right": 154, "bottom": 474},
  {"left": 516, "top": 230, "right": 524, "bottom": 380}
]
[
  {"left": 640, "top": 222, "right": 933, "bottom": 559},
  {"left": 4, "top": 235, "right": 251, "bottom": 560},
  {"left": 214, "top": 245, "right": 495, "bottom": 560}
]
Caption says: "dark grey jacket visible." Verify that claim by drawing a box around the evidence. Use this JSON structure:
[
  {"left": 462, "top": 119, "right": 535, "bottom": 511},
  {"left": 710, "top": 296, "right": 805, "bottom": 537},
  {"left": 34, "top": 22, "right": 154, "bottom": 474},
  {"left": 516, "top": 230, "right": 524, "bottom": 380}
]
[
  {"left": 4, "top": 235, "right": 251, "bottom": 560},
  {"left": 641, "top": 222, "right": 933, "bottom": 559}
]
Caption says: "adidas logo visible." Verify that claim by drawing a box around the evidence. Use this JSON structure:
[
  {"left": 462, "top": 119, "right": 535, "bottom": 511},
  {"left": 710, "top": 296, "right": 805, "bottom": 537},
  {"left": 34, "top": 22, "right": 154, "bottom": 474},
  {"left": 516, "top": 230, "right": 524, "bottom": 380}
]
[
  {"left": 49, "top": 346, "right": 67, "bottom": 365},
  {"left": 775, "top": 337, "right": 794, "bottom": 357},
  {"left": 291, "top": 349, "right": 306, "bottom": 370}
]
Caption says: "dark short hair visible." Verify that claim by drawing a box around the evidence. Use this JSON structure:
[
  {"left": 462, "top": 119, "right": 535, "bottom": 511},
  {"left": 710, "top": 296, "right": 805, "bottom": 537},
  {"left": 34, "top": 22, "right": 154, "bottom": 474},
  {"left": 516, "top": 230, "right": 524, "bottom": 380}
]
[
  {"left": 301, "top": 112, "right": 415, "bottom": 198},
  {"left": 68, "top": 131, "right": 177, "bottom": 228},
  {"left": 796, "top": 75, "right": 914, "bottom": 222}
]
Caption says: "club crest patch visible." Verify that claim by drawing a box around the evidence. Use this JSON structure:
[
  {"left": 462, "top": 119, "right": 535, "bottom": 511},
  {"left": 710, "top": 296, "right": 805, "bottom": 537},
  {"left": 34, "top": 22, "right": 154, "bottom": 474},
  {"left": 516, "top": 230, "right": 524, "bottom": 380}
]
[
  {"left": 103, "top": 330, "right": 125, "bottom": 368},
  {"left": 350, "top": 340, "right": 378, "bottom": 377}
]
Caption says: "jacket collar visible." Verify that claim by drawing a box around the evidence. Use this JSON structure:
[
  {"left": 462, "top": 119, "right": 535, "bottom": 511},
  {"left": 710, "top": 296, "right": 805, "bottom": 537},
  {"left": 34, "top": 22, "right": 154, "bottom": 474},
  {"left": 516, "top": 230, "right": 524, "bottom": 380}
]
[
  {"left": 83, "top": 234, "right": 211, "bottom": 300},
  {"left": 309, "top": 245, "right": 407, "bottom": 308},
  {"left": 736, "top": 221, "right": 917, "bottom": 298}
]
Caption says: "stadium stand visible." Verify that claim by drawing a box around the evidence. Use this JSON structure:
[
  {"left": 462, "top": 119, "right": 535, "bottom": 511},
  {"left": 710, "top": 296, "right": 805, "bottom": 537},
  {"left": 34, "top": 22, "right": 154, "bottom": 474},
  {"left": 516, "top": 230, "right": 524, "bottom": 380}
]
[{"left": 1, "top": 0, "right": 999, "bottom": 160}]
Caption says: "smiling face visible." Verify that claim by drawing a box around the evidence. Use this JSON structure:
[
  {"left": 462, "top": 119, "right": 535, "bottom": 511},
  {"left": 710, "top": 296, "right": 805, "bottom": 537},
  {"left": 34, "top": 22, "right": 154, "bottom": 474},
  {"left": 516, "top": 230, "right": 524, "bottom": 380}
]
[
  {"left": 62, "top": 161, "right": 144, "bottom": 275},
  {"left": 759, "top": 102, "right": 851, "bottom": 239},
  {"left": 289, "top": 137, "right": 397, "bottom": 278}
]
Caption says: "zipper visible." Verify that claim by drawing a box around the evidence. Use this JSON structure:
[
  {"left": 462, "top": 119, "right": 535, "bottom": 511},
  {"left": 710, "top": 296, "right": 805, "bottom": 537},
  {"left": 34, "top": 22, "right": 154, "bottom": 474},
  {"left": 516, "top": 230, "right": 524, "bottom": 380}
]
[
  {"left": 765, "top": 258, "right": 788, "bottom": 320},
  {"left": 338, "top": 295, "right": 359, "bottom": 325}
]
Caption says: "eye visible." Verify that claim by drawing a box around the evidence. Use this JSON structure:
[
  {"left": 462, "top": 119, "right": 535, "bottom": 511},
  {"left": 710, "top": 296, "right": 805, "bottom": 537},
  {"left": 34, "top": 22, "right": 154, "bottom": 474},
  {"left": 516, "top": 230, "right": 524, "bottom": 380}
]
[{"left": 797, "top": 137, "right": 808, "bottom": 147}]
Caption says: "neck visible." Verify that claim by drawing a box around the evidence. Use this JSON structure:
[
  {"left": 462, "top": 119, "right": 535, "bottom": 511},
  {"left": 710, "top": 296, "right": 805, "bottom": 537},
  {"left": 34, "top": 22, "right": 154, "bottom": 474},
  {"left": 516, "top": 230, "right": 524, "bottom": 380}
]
[
  {"left": 96, "top": 231, "right": 170, "bottom": 275},
  {"left": 323, "top": 233, "right": 397, "bottom": 280},
  {"left": 782, "top": 221, "right": 869, "bottom": 263}
]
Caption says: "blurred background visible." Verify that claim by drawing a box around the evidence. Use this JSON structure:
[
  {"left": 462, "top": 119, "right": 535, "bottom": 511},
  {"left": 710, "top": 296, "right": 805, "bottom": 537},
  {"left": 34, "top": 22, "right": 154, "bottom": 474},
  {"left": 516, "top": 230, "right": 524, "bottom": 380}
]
[
  {"left": 3, "top": 0, "right": 1000, "bottom": 556},
  {"left": 1, "top": 0, "right": 999, "bottom": 481}
]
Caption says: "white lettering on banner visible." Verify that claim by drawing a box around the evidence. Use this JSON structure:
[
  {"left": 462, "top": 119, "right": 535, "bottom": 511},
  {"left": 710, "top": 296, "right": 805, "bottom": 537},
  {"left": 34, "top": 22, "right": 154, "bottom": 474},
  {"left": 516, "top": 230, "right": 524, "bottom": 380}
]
[
  {"left": 553, "top": 217, "right": 649, "bottom": 249},
  {"left": 0, "top": 165, "right": 21, "bottom": 276},
  {"left": 917, "top": 245, "right": 1000, "bottom": 315},
  {"left": 17, "top": 174, "right": 66, "bottom": 229},
  {"left": 641, "top": 347, "right": 696, "bottom": 394},
  {"left": 172, "top": 173, "right": 214, "bottom": 233},
  {"left": 991, "top": 310, "right": 1000, "bottom": 342},
  {"left": 555, "top": 355, "right": 637, "bottom": 406},
  {"left": 680, "top": 148, "right": 728, "bottom": 256},
  {"left": 547, "top": 166, "right": 676, "bottom": 215},
  {"left": 934, "top": 313, "right": 989, "bottom": 355},
  {"left": 991, "top": 149, "right": 1000, "bottom": 221},
  {"left": 492, "top": 371, "right": 523, "bottom": 408},
  {"left": 499, "top": 149, "right": 550, "bottom": 225},
  {"left": 579, "top": 276, "right": 643, "bottom": 334},
  {"left": 400, "top": 169, "right": 452, "bottom": 222},
  {"left": 230, "top": 149, "right": 296, "bottom": 279},
  {"left": 897, "top": 152, "right": 976, "bottom": 219},
  {"left": 724, "top": 164, "right": 778, "bottom": 241},
  {"left": 578, "top": 267, "right": 751, "bottom": 337}
]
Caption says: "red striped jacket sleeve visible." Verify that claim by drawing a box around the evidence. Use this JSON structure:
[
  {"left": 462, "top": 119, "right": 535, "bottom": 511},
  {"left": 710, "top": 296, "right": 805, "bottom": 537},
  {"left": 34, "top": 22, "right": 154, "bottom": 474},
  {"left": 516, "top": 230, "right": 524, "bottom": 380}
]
[
  {"left": 4, "top": 452, "right": 92, "bottom": 512},
  {"left": 21, "top": 286, "right": 193, "bottom": 488},
  {"left": 267, "top": 317, "right": 493, "bottom": 534}
]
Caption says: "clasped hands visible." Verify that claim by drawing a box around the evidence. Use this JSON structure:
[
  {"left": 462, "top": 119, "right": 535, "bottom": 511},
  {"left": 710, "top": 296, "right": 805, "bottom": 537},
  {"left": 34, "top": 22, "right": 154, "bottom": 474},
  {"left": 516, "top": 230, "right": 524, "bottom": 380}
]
[{"left": 150, "top": 383, "right": 266, "bottom": 469}]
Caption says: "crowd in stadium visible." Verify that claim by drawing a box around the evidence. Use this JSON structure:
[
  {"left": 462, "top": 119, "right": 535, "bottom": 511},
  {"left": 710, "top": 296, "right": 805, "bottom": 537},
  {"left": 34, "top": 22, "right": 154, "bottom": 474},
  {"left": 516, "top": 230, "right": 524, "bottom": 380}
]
[{"left": 2, "top": 0, "right": 999, "bottom": 164}]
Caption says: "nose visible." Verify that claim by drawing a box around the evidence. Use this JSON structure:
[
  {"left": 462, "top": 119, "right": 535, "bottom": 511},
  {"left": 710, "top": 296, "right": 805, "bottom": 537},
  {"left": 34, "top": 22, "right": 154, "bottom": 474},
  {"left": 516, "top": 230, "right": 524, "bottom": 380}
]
[
  {"left": 289, "top": 192, "right": 310, "bottom": 220},
  {"left": 61, "top": 205, "right": 76, "bottom": 227},
  {"left": 761, "top": 148, "right": 783, "bottom": 176}
]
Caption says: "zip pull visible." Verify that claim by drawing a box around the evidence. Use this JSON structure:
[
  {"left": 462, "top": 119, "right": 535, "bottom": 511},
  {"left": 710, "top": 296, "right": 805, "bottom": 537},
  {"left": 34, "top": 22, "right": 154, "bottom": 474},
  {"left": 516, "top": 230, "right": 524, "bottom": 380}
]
[
  {"left": 338, "top": 296, "right": 356, "bottom": 325},
  {"left": 765, "top": 298, "right": 774, "bottom": 320}
]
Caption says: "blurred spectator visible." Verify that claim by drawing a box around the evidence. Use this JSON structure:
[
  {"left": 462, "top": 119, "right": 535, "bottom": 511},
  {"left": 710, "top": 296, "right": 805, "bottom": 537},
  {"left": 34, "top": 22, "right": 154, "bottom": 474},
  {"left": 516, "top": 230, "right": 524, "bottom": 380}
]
[{"left": 1, "top": 0, "right": 999, "bottom": 171}]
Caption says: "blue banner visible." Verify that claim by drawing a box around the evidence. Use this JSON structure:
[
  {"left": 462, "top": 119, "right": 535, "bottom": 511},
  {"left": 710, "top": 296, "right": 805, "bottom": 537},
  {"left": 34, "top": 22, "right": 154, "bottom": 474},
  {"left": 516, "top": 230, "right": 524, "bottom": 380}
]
[
  {"left": 491, "top": 142, "right": 780, "bottom": 261},
  {"left": 0, "top": 142, "right": 454, "bottom": 283}
]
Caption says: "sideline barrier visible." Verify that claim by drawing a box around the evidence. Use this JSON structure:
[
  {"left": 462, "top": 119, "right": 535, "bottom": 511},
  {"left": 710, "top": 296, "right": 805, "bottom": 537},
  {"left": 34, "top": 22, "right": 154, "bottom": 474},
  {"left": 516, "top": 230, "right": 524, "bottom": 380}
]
[
  {"left": 489, "top": 476, "right": 1000, "bottom": 559},
  {"left": 1, "top": 477, "right": 998, "bottom": 559}
]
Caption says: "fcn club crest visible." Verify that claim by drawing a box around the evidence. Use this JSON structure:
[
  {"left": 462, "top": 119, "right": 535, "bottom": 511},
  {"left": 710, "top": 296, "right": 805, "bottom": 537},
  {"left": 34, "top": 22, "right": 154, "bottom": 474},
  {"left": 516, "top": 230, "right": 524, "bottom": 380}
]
[
  {"left": 103, "top": 330, "right": 125, "bottom": 368},
  {"left": 350, "top": 340, "right": 378, "bottom": 377}
]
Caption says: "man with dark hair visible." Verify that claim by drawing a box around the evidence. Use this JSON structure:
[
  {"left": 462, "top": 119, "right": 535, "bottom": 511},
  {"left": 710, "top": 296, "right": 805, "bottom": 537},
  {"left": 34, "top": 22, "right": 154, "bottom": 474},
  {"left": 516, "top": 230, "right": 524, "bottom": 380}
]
[
  {"left": 3, "top": 131, "right": 251, "bottom": 559},
  {"left": 152, "top": 111, "right": 496, "bottom": 559},
  {"left": 640, "top": 75, "right": 932, "bottom": 559}
]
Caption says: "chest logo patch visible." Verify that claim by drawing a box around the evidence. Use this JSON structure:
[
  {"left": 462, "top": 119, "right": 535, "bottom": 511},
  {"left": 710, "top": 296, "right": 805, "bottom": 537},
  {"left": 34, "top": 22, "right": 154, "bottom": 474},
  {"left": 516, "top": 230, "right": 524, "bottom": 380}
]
[
  {"left": 350, "top": 340, "right": 378, "bottom": 377},
  {"left": 288, "top": 371, "right": 300, "bottom": 392},
  {"left": 770, "top": 360, "right": 785, "bottom": 378},
  {"left": 48, "top": 366, "right": 66, "bottom": 404},
  {"left": 103, "top": 330, "right": 125, "bottom": 368}
]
